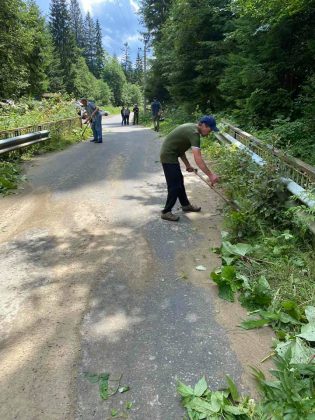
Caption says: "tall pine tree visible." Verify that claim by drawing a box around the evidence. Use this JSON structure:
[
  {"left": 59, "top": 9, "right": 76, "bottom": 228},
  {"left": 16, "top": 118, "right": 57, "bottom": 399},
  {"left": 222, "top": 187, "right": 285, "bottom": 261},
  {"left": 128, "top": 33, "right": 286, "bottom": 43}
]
[
  {"left": 83, "top": 12, "right": 97, "bottom": 76},
  {"left": 0, "top": 0, "right": 52, "bottom": 97},
  {"left": 69, "top": 0, "right": 84, "bottom": 49},
  {"left": 94, "top": 20, "right": 104, "bottom": 78},
  {"left": 49, "top": 0, "right": 77, "bottom": 92},
  {"left": 26, "top": 1, "right": 52, "bottom": 95},
  {"left": 134, "top": 48, "right": 144, "bottom": 85},
  {"left": 121, "top": 42, "right": 133, "bottom": 82}
]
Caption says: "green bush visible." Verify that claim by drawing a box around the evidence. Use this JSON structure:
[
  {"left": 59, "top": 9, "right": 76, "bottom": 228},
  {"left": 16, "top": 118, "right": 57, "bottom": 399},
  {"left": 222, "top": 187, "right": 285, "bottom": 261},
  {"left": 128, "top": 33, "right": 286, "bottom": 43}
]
[
  {"left": 0, "top": 95, "right": 77, "bottom": 130},
  {"left": 257, "top": 118, "right": 315, "bottom": 165}
]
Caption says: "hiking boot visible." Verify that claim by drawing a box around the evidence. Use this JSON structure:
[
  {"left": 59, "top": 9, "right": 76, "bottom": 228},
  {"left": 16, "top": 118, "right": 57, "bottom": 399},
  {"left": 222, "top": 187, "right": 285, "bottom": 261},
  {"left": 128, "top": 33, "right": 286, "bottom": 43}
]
[
  {"left": 161, "top": 212, "right": 180, "bottom": 222},
  {"left": 182, "top": 204, "right": 201, "bottom": 212}
]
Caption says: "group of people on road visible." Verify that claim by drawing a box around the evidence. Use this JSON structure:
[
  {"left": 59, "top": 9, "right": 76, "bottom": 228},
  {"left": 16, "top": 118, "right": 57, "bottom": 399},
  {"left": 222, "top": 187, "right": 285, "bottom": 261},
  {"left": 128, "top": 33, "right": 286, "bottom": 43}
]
[
  {"left": 121, "top": 105, "right": 140, "bottom": 126},
  {"left": 79, "top": 97, "right": 220, "bottom": 222}
]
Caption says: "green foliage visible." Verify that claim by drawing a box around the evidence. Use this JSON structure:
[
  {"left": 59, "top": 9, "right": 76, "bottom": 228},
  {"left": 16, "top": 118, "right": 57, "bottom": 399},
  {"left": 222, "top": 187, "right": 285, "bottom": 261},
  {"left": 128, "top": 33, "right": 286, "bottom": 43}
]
[
  {"left": 82, "top": 14, "right": 104, "bottom": 78},
  {"left": 0, "top": 162, "right": 21, "bottom": 195},
  {"left": 240, "top": 308, "right": 301, "bottom": 331},
  {"left": 73, "top": 57, "right": 112, "bottom": 104},
  {"left": 140, "top": 0, "right": 315, "bottom": 159},
  {"left": 133, "top": 49, "right": 144, "bottom": 85},
  {"left": 84, "top": 371, "right": 111, "bottom": 400},
  {"left": 103, "top": 57, "right": 127, "bottom": 106},
  {"left": 0, "top": 96, "right": 76, "bottom": 130},
  {"left": 0, "top": 0, "right": 51, "bottom": 98},
  {"left": 69, "top": 0, "right": 84, "bottom": 48},
  {"left": 178, "top": 350, "right": 315, "bottom": 419},
  {"left": 257, "top": 118, "right": 315, "bottom": 166},
  {"left": 202, "top": 123, "right": 315, "bottom": 315},
  {"left": 275, "top": 337, "right": 314, "bottom": 365},
  {"left": 177, "top": 375, "right": 257, "bottom": 419},
  {"left": 140, "top": 0, "right": 172, "bottom": 43},
  {"left": 84, "top": 371, "right": 131, "bottom": 417},
  {"left": 0, "top": 0, "right": 122, "bottom": 107},
  {"left": 211, "top": 265, "right": 239, "bottom": 302},
  {"left": 205, "top": 142, "right": 287, "bottom": 236},
  {"left": 252, "top": 352, "right": 315, "bottom": 419},
  {"left": 234, "top": 0, "right": 308, "bottom": 23},
  {"left": 121, "top": 83, "right": 143, "bottom": 106},
  {"left": 151, "top": 0, "right": 231, "bottom": 113},
  {"left": 49, "top": 0, "right": 78, "bottom": 93},
  {"left": 0, "top": 96, "right": 89, "bottom": 194},
  {"left": 297, "top": 306, "right": 315, "bottom": 342},
  {"left": 239, "top": 276, "right": 273, "bottom": 310}
]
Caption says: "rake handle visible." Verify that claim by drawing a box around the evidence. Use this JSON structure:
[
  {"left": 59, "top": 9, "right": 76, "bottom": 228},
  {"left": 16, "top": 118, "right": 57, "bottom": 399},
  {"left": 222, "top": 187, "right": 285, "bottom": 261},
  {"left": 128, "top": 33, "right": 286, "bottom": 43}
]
[{"left": 193, "top": 169, "right": 230, "bottom": 205}]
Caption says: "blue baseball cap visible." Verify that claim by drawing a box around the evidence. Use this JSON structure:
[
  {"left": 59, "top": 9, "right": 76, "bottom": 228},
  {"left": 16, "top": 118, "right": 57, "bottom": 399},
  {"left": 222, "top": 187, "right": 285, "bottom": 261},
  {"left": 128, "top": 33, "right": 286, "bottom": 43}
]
[{"left": 199, "top": 115, "right": 219, "bottom": 132}]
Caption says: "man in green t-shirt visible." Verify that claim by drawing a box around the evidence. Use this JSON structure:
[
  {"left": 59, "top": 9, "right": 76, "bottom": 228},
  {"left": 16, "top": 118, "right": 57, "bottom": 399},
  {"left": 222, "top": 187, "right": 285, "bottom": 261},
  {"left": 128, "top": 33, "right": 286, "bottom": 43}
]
[{"left": 160, "top": 115, "right": 219, "bottom": 221}]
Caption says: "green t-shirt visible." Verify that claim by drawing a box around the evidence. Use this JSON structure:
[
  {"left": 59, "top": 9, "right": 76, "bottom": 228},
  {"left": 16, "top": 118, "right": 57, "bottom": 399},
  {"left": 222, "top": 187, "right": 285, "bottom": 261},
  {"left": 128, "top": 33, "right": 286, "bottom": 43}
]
[{"left": 160, "top": 123, "right": 200, "bottom": 163}]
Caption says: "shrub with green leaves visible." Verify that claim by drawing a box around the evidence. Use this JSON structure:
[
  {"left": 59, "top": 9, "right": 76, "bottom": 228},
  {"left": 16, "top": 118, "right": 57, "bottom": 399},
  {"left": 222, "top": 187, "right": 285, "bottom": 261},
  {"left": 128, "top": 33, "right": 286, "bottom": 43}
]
[
  {"left": 177, "top": 376, "right": 257, "bottom": 419},
  {"left": 204, "top": 142, "right": 287, "bottom": 236},
  {"left": 0, "top": 95, "right": 77, "bottom": 131},
  {"left": 252, "top": 353, "right": 315, "bottom": 419},
  {"left": 0, "top": 98, "right": 92, "bottom": 194},
  {"left": 0, "top": 161, "right": 21, "bottom": 194},
  {"left": 178, "top": 349, "right": 315, "bottom": 419}
]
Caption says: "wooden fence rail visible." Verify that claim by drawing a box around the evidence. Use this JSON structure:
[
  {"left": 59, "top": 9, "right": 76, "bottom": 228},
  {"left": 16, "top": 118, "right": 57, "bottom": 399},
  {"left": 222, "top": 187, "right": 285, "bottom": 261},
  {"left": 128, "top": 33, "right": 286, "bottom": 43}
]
[{"left": 0, "top": 117, "right": 81, "bottom": 141}]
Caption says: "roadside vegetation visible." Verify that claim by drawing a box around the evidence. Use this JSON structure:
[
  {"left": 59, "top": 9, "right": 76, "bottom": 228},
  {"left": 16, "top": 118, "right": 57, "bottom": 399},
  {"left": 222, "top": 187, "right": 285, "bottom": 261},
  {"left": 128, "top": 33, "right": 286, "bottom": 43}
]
[
  {"left": 0, "top": 95, "right": 121, "bottom": 195},
  {"left": 145, "top": 107, "right": 315, "bottom": 418},
  {"left": 0, "top": 96, "right": 88, "bottom": 195},
  {"left": 141, "top": 0, "right": 315, "bottom": 166},
  {"left": 1, "top": 0, "right": 143, "bottom": 196},
  {"left": 0, "top": 96, "right": 77, "bottom": 131}
]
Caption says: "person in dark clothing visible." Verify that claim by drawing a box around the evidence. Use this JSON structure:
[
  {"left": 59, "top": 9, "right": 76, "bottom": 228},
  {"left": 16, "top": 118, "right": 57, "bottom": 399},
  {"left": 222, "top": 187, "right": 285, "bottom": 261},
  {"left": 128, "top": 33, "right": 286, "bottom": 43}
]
[
  {"left": 125, "top": 107, "right": 130, "bottom": 125},
  {"left": 151, "top": 97, "right": 162, "bottom": 132},
  {"left": 160, "top": 115, "right": 219, "bottom": 221},
  {"left": 133, "top": 104, "right": 139, "bottom": 125},
  {"left": 121, "top": 106, "right": 125, "bottom": 126}
]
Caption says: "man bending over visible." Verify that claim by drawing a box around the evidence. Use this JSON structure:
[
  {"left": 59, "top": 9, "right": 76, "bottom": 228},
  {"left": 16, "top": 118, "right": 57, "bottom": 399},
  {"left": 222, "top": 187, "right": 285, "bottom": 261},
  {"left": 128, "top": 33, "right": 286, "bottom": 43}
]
[{"left": 160, "top": 115, "right": 219, "bottom": 222}]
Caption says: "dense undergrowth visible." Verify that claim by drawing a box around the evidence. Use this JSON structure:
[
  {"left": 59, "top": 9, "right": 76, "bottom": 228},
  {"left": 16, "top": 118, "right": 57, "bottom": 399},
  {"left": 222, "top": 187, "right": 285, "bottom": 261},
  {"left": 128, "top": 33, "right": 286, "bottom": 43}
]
[
  {"left": 144, "top": 108, "right": 315, "bottom": 418},
  {"left": 0, "top": 95, "right": 77, "bottom": 131}
]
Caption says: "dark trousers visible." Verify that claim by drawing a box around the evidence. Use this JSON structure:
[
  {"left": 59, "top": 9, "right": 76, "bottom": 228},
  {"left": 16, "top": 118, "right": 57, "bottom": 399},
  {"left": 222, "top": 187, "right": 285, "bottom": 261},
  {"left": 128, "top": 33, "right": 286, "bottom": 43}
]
[
  {"left": 162, "top": 163, "right": 190, "bottom": 213},
  {"left": 133, "top": 113, "right": 139, "bottom": 124},
  {"left": 153, "top": 115, "right": 160, "bottom": 131}
]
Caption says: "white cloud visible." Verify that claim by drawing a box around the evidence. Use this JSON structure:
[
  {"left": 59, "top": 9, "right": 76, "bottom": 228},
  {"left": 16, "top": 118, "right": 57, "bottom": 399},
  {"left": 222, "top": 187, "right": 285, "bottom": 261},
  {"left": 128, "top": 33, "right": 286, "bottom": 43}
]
[
  {"left": 126, "top": 34, "right": 140, "bottom": 43},
  {"left": 102, "top": 35, "right": 115, "bottom": 46},
  {"left": 130, "top": 0, "right": 140, "bottom": 13},
  {"left": 80, "top": 0, "right": 115, "bottom": 15},
  {"left": 80, "top": 0, "right": 139, "bottom": 15}
]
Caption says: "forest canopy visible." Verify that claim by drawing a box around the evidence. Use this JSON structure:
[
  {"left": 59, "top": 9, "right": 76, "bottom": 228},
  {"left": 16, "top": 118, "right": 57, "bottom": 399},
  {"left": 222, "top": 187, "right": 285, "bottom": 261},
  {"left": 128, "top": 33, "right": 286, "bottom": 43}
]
[
  {"left": 0, "top": 0, "right": 143, "bottom": 106},
  {"left": 140, "top": 0, "right": 315, "bottom": 162}
]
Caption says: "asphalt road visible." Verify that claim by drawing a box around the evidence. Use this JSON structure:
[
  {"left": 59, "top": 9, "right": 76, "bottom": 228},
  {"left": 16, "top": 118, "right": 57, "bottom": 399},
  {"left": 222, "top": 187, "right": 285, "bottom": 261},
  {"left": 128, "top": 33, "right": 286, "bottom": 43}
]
[{"left": 0, "top": 115, "right": 273, "bottom": 419}]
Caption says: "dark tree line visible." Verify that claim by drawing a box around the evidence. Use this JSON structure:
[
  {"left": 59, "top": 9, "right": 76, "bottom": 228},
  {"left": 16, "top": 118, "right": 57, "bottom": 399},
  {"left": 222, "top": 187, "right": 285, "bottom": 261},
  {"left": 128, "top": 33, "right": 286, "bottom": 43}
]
[
  {"left": 0, "top": 0, "right": 144, "bottom": 106},
  {"left": 140, "top": 0, "right": 315, "bottom": 161}
]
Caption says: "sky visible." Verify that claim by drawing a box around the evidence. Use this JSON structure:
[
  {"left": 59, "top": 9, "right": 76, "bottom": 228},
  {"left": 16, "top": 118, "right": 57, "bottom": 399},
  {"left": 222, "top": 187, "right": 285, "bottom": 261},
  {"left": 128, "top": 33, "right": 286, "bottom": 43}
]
[{"left": 36, "top": 0, "right": 145, "bottom": 61}]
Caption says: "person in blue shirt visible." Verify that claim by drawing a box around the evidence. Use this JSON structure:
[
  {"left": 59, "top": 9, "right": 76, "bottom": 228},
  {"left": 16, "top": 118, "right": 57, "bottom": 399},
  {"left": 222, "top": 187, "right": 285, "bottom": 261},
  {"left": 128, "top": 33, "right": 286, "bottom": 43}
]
[
  {"left": 80, "top": 98, "right": 103, "bottom": 143},
  {"left": 151, "top": 97, "right": 162, "bottom": 132}
]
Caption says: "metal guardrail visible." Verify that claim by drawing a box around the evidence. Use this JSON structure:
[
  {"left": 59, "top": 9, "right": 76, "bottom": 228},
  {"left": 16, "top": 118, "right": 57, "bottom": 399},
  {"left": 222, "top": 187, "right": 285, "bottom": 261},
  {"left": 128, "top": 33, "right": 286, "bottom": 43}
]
[
  {"left": 216, "top": 122, "right": 315, "bottom": 209},
  {"left": 0, "top": 117, "right": 81, "bottom": 141},
  {"left": 223, "top": 122, "right": 315, "bottom": 189},
  {"left": 0, "top": 131, "right": 50, "bottom": 155}
]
